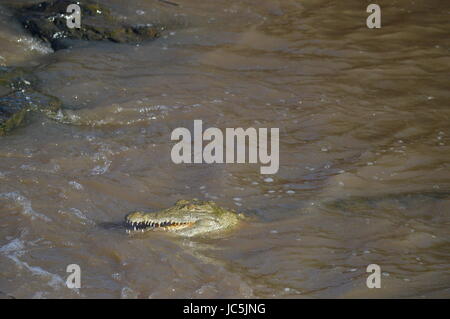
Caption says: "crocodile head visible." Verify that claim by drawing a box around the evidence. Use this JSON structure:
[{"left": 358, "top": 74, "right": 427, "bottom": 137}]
[{"left": 124, "top": 199, "right": 242, "bottom": 237}]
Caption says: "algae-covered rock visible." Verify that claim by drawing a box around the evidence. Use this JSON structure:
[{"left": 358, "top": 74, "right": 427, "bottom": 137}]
[
  {"left": 13, "top": 0, "right": 160, "bottom": 50},
  {"left": 0, "top": 67, "right": 27, "bottom": 136},
  {"left": 0, "top": 67, "right": 62, "bottom": 136},
  {"left": 0, "top": 92, "right": 32, "bottom": 136},
  {"left": 0, "top": 89, "right": 62, "bottom": 136}
]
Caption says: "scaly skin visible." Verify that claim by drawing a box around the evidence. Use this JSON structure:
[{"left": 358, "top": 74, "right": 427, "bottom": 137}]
[{"left": 125, "top": 199, "right": 243, "bottom": 237}]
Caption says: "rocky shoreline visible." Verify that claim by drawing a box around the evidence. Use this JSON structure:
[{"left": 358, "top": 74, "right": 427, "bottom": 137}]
[{"left": 0, "top": 0, "right": 161, "bottom": 136}]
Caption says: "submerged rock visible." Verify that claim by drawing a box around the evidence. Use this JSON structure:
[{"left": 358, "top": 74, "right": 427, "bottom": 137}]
[
  {"left": 0, "top": 67, "right": 61, "bottom": 136},
  {"left": 0, "top": 90, "right": 62, "bottom": 136},
  {"left": 0, "top": 92, "right": 29, "bottom": 136},
  {"left": 13, "top": 0, "right": 160, "bottom": 50}
]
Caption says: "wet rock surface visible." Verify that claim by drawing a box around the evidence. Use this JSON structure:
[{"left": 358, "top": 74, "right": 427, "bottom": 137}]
[
  {"left": 0, "top": 67, "right": 61, "bottom": 136},
  {"left": 0, "top": 0, "right": 163, "bottom": 135},
  {"left": 0, "top": 93, "right": 29, "bottom": 136},
  {"left": 12, "top": 0, "right": 160, "bottom": 50}
]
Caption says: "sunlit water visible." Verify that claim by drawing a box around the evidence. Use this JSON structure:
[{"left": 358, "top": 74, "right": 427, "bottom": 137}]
[{"left": 0, "top": 0, "right": 449, "bottom": 298}]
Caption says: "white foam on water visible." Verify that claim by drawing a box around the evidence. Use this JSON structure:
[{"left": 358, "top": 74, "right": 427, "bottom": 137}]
[
  {"left": 58, "top": 208, "right": 94, "bottom": 225},
  {"left": 16, "top": 36, "right": 53, "bottom": 54},
  {"left": 0, "top": 238, "right": 25, "bottom": 256},
  {"left": 7, "top": 252, "right": 66, "bottom": 290},
  {"left": 0, "top": 238, "right": 68, "bottom": 291},
  {"left": 68, "top": 181, "right": 83, "bottom": 190},
  {"left": 0, "top": 192, "right": 52, "bottom": 222},
  {"left": 121, "top": 287, "right": 139, "bottom": 299},
  {"left": 68, "top": 208, "right": 89, "bottom": 221},
  {"left": 91, "top": 159, "right": 111, "bottom": 175}
]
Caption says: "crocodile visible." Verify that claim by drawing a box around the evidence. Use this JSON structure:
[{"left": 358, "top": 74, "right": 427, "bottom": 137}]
[{"left": 125, "top": 199, "right": 244, "bottom": 237}]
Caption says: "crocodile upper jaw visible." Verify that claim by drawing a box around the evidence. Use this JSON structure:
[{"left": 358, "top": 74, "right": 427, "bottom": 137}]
[{"left": 124, "top": 217, "right": 196, "bottom": 233}]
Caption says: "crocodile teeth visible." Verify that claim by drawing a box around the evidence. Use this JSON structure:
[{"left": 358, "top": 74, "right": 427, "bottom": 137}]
[{"left": 125, "top": 218, "right": 192, "bottom": 232}]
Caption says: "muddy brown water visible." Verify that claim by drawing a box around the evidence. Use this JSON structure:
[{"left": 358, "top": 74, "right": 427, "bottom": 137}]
[{"left": 0, "top": 0, "right": 449, "bottom": 298}]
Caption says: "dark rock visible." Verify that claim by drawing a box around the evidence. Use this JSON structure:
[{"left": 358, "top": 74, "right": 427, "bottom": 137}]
[
  {"left": 0, "top": 68, "right": 62, "bottom": 136},
  {"left": 0, "top": 91, "right": 31, "bottom": 136},
  {"left": 13, "top": 0, "right": 160, "bottom": 50}
]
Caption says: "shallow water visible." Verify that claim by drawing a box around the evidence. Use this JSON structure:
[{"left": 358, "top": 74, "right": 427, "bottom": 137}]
[{"left": 0, "top": 0, "right": 449, "bottom": 298}]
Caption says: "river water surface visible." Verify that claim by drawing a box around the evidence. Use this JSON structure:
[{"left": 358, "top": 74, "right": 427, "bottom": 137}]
[{"left": 0, "top": 0, "right": 449, "bottom": 298}]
